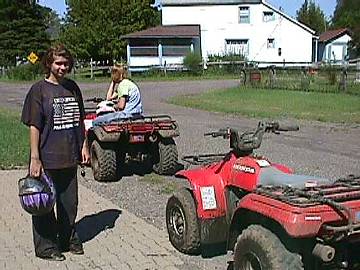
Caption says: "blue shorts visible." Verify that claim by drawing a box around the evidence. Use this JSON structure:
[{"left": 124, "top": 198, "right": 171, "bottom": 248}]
[{"left": 92, "top": 111, "right": 143, "bottom": 126}]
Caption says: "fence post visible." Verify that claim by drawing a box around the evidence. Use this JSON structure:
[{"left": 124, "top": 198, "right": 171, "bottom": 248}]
[
  {"left": 126, "top": 44, "right": 131, "bottom": 67},
  {"left": 158, "top": 44, "right": 163, "bottom": 67},
  {"left": 268, "top": 66, "right": 275, "bottom": 88},
  {"left": 339, "top": 67, "right": 347, "bottom": 92},
  {"left": 357, "top": 60, "right": 360, "bottom": 83},
  {"left": 90, "top": 58, "right": 94, "bottom": 79},
  {"left": 300, "top": 67, "right": 310, "bottom": 91}
]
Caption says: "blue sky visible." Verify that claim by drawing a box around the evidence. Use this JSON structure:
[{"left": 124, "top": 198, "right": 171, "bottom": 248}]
[{"left": 38, "top": 0, "right": 337, "bottom": 19}]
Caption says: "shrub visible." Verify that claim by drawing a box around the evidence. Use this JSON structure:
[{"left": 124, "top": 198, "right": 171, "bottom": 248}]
[
  {"left": 183, "top": 52, "right": 202, "bottom": 75},
  {"left": 207, "top": 52, "right": 246, "bottom": 62},
  {"left": 323, "top": 64, "right": 338, "bottom": 85},
  {"left": 6, "top": 63, "right": 43, "bottom": 81},
  {"left": 207, "top": 52, "right": 246, "bottom": 74}
]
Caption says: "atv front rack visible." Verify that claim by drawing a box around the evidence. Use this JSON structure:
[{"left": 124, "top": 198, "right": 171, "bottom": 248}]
[
  {"left": 257, "top": 175, "right": 360, "bottom": 206},
  {"left": 257, "top": 175, "right": 360, "bottom": 237}
]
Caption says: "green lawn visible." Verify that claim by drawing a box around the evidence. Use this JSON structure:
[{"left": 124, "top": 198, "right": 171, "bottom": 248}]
[
  {"left": 0, "top": 109, "right": 28, "bottom": 168},
  {"left": 1, "top": 85, "right": 359, "bottom": 169},
  {"left": 169, "top": 87, "right": 360, "bottom": 123}
]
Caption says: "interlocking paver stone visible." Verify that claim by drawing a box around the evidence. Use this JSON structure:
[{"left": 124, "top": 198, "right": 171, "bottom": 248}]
[{"left": 1, "top": 170, "right": 183, "bottom": 270}]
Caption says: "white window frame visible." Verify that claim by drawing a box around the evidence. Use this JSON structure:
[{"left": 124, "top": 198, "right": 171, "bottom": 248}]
[
  {"left": 263, "top": 11, "right": 275, "bottom": 22},
  {"left": 267, "top": 38, "right": 275, "bottom": 49},
  {"left": 239, "top": 6, "right": 250, "bottom": 24},
  {"left": 225, "top": 39, "right": 249, "bottom": 56}
]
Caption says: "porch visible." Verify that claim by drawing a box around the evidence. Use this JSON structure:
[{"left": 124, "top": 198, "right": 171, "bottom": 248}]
[{"left": 122, "top": 25, "right": 201, "bottom": 72}]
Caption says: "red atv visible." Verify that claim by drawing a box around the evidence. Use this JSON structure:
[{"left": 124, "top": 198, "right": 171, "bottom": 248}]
[
  {"left": 84, "top": 97, "right": 179, "bottom": 181},
  {"left": 166, "top": 121, "right": 360, "bottom": 269}
]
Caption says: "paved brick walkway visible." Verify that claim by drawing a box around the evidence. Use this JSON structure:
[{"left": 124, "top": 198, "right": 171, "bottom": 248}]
[{"left": 1, "top": 170, "right": 183, "bottom": 270}]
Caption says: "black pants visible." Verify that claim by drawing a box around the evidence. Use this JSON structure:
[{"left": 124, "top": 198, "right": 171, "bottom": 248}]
[{"left": 32, "top": 167, "right": 81, "bottom": 255}]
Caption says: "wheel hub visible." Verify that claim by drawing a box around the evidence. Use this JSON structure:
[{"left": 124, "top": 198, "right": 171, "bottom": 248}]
[
  {"left": 242, "top": 252, "right": 262, "bottom": 270},
  {"left": 170, "top": 205, "right": 186, "bottom": 238}
]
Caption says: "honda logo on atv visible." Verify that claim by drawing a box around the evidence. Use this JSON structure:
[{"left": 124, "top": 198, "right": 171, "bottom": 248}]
[{"left": 233, "top": 164, "right": 255, "bottom": 174}]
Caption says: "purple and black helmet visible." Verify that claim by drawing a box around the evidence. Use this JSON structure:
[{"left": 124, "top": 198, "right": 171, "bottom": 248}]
[{"left": 18, "top": 173, "right": 56, "bottom": 216}]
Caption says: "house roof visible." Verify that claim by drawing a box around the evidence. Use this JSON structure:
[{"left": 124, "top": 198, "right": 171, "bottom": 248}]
[
  {"left": 122, "top": 25, "right": 201, "bottom": 39},
  {"left": 319, "top": 28, "right": 350, "bottom": 42},
  {"left": 159, "top": 0, "right": 261, "bottom": 5},
  {"left": 262, "top": 1, "right": 316, "bottom": 35}
]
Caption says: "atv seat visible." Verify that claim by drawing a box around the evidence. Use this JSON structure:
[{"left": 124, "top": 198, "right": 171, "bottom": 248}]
[
  {"left": 259, "top": 167, "right": 334, "bottom": 188},
  {"left": 116, "top": 113, "right": 144, "bottom": 122},
  {"left": 93, "top": 112, "right": 144, "bottom": 126}
]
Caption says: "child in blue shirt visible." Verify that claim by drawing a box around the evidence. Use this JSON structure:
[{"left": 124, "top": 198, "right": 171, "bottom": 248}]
[{"left": 93, "top": 64, "right": 143, "bottom": 126}]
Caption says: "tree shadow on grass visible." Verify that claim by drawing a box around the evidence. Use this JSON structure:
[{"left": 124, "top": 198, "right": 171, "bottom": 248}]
[{"left": 75, "top": 209, "right": 122, "bottom": 243}]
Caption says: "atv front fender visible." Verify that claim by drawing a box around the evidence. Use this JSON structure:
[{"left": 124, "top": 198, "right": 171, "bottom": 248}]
[
  {"left": 158, "top": 128, "right": 180, "bottom": 138},
  {"left": 175, "top": 169, "right": 227, "bottom": 220},
  {"left": 176, "top": 171, "right": 229, "bottom": 246}
]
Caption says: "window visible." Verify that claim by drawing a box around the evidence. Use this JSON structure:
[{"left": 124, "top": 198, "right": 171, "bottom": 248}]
[
  {"left": 267, "top": 38, "right": 275, "bottom": 49},
  {"left": 263, "top": 11, "right": 275, "bottom": 22},
  {"left": 130, "top": 47, "right": 158, "bottom": 56},
  {"left": 239, "top": 7, "right": 250, "bottom": 23},
  {"left": 226, "top": 39, "right": 249, "bottom": 56},
  {"left": 162, "top": 45, "right": 191, "bottom": 56}
]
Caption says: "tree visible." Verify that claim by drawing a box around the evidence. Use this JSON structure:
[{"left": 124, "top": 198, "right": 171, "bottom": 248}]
[
  {"left": 0, "top": 1, "right": 51, "bottom": 66},
  {"left": 60, "top": 0, "right": 161, "bottom": 62},
  {"left": 332, "top": 0, "right": 360, "bottom": 56},
  {"left": 44, "top": 9, "right": 62, "bottom": 41},
  {"left": 296, "top": 0, "right": 328, "bottom": 35}
]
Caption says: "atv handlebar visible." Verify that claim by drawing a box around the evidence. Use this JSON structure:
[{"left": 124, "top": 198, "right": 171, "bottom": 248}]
[
  {"left": 204, "top": 121, "right": 299, "bottom": 152},
  {"left": 277, "top": 125, "right": 299, "bottom": 131},
  {"left": 269, "top": 122, "right": 299, "bottom": 132},
  {"left": 84, "top": 97, "right": 105, "bottom": 103},
  {"left": 204, "top": 129, "right": 229, "bottom": 138}
]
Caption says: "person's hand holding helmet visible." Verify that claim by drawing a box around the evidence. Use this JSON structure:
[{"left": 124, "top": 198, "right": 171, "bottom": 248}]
[{"left": 30, "top": 157, "right": 43, "bottom": 178}]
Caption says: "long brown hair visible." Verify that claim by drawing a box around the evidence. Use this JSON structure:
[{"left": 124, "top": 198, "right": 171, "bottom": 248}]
[{"left": 42, "top": 44, "right": 74, "bottom": 77}]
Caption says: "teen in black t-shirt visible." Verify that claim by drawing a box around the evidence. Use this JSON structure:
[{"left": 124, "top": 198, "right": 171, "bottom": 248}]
[{"left": 21, "top": 44, "right": 90, "bottom": 261}]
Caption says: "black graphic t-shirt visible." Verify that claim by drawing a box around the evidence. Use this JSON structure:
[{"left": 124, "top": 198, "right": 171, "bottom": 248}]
[{"left": 21, "top": 79, "right": 85, "bottom": 169}]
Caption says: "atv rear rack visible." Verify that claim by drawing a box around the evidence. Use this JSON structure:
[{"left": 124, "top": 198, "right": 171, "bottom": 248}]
[
  {"left": 98, "top": 115, "right": 178, "bottom": 134},
  {"left": 182, "top": 153, "right": 228, "bottom": 165},
  {"left": 257, "top": 175, "right": 360, "bottom": 236}
]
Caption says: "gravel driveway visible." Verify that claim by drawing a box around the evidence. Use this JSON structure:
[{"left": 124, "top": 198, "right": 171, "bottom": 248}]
[{"left": 1, "top": 80, "right": 359, "bottom": 269}]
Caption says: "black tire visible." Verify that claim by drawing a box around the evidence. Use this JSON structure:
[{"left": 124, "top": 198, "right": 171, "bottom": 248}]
[
  {"left": 152, "top": 138, "right": 178, "bottom": 175},
  {"left": 234, "top": 225, "right": 303, "bottom": 270},
  {"left": 90, "top": 140, "right": 117, "bottom": 182},
  {"left": 166, "top": 188, "right": 200, "bottom": 254}
]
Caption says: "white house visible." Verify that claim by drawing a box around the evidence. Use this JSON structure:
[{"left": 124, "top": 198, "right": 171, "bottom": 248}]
[
  {"left": 317, "top": 28, "right": 352, "bottom": 63},
  {"left": 123, "top": 0, "right": 318, "bottom": 70},
  {"left": 160, "top": 0, "right": 317, "bottom": 63}
]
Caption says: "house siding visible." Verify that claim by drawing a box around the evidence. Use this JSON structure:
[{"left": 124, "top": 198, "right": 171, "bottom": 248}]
[{"left": 161, "top": 3, "right": 314, "bottom": 63}]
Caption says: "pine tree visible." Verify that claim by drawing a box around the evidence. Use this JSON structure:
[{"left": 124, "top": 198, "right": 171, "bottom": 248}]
[
  {"left": 0, "top": 1, "right": 50, "bottom": 66},
  {"left": 296, "top": 0, "right": 328, "bottom": 35}
]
